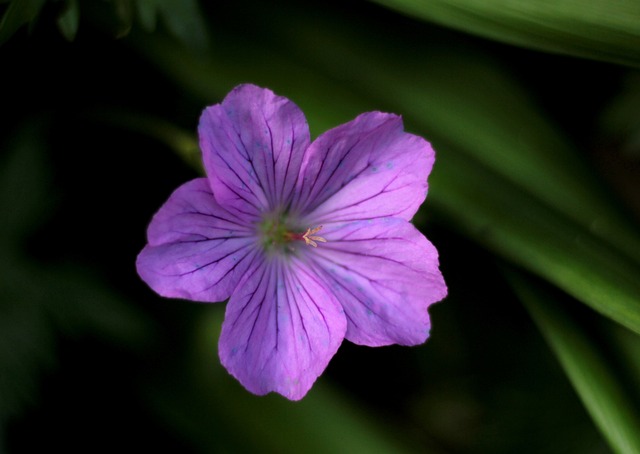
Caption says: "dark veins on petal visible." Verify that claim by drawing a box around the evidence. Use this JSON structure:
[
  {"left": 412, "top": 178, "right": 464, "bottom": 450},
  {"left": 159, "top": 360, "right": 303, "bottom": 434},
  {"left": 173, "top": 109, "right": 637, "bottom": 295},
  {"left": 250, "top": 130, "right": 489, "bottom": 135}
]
[
  {"left": 230, "top": 258, "right": 274, "bottom": 353},
  {"left": 302, "top": 120, "right": 390, "bottom": 208},
  {"left": 286, "top": 258, "right": 335, "bottom": 351},
  {"left": 312, "top": 179, "right": 413, "bottom": 223}
]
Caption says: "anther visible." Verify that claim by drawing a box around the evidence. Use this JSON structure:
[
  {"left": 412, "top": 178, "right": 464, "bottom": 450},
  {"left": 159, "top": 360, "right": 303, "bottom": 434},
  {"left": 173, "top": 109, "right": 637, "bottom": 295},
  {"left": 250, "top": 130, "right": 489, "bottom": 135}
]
[{"left": 302, "top": 226, "right": 327, "bottom": 248}]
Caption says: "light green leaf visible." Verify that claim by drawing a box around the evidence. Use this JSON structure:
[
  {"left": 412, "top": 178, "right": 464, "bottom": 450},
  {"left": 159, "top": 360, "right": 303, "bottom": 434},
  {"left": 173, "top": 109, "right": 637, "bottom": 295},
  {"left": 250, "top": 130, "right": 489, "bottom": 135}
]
[
  {"left": 0, "top": 0, "right": 46, "bottom": 45},
  {"left": 56, "top": 0, "right": 79, "bottom": 41},
  {"left": 130, "top": 13, "right": 640, "bottom": 334},
  {"left": 370, "top": 0, "right": 640, "bottom": 68},
  {"left": 507, "top": 270, "right": 640, "bottom": 454},
  {"left": 241, "top": 6, "right": 640, "bottom": 331},
  {"left": 258, "top": 9, "right": 640, "bottom": 264},
  {"left": 237, "top": 5, "right": 640, "bottom": 331},
  {"left": 431, "top": 148, "right": 640, "bottom": 336},
  {"left": 155, "top": 0, "right": 209, "bottom": 53}
]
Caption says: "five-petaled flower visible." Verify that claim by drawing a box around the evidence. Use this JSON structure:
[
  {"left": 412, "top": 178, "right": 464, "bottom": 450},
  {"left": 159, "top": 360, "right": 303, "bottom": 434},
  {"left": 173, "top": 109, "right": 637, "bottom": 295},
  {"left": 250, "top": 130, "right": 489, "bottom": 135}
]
[{"left": 136, "top": 84, "right": 447, "bottom": 400}]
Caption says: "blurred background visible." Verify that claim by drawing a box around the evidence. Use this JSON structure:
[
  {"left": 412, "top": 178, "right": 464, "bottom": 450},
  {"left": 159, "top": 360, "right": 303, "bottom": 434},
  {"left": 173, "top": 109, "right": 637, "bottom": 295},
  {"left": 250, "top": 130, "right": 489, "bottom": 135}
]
[{"left": 1, "top": 0, "right": 640, "bottom": 452}]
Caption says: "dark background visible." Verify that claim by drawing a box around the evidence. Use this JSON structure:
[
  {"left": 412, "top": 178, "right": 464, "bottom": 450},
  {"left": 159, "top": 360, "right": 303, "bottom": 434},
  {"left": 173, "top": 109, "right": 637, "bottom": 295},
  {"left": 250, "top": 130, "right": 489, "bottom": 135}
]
[{"left": 1, "top": 1, "right": 639, "bottom": 452}]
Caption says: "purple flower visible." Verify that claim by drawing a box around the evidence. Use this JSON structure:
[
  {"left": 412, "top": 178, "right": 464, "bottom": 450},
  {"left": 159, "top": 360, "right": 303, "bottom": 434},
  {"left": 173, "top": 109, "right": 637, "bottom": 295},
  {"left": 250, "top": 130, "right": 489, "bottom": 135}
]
[{"left": 136, "top": 84, "right": 447, "bottom": 400}]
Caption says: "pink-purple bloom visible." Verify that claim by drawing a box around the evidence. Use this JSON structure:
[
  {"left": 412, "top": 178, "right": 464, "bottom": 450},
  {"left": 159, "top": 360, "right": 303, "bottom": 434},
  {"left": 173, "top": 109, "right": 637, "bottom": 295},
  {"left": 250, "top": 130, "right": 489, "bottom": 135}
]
[{"left": 136, "top": 84, "right": 447, "bottom": 400}]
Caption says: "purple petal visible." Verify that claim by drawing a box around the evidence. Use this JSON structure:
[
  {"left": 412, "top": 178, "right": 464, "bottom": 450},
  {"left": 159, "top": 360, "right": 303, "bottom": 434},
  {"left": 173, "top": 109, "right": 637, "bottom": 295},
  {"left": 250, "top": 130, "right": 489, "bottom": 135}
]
[
  {"left": 307, "top": 218, "right": 447, "bottom": 346},
  {"left": 292, "top": 112, "right": 434, "bottom": 223},
  {"left": 199, "top": 84, "right": 311, "bottom": 217},
  {"left": 136, "top": 178, "right": 258, "bottom": 302},
  {"left": 219, "top": 255, "right": 346, "bottom": 400}
]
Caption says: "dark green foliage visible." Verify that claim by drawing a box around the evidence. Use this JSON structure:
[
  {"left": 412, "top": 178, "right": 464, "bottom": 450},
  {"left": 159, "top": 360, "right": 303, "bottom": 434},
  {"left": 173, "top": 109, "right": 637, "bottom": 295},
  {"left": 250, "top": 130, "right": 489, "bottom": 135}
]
[{"left": 1, "top": 1, "right": 640, "bottom": 452}]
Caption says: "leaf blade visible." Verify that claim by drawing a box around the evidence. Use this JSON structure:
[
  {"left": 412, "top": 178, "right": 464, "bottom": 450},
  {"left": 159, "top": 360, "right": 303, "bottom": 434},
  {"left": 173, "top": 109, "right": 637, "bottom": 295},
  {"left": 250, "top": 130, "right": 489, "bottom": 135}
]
[
  {"left": 0, "top": 0, "right": 46, "bottom": 45},
  {"left": 370, "top": 0, "right": 640, "bottom": 67},
  {"left": 507, "top": 270, "right": 640, "bottom": 454}
]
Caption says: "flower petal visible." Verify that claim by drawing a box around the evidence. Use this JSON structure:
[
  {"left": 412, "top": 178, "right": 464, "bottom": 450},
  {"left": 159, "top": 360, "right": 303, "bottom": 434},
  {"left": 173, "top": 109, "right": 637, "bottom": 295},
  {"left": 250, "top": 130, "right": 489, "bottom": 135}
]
[
  {"left": 199, "top": 84, "right": 311, "bottom": 217},
  {"left": 219, "top": 255, "right": 346, "bottom": 400},
  {"left": 292, "top": 112, "right": 434, "bottom": 224},
  {"left": 136, "top": 178, "right": 258, "bottom": 302},
  {"left": 308, "top": 218, "right": 447, "bottom": 346}
]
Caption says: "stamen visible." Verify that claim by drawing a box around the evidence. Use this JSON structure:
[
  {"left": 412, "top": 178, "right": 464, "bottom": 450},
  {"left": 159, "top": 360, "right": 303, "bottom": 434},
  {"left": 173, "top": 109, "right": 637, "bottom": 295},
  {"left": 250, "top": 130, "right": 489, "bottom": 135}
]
[{"left": 302, "top": 226, "right": 327, "bottom": 248}]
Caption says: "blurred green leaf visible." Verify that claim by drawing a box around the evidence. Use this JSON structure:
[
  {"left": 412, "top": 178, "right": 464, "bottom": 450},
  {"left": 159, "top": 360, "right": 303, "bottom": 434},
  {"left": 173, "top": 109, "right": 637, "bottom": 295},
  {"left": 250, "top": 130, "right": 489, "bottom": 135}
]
[
  {"left": 0, "top": 120, "right": 153, "bottom": 436},
  {"left": 97, "top": 109, "right": 203, "bottom": 173},
  {"left": 0, "top": 261, "right": 153, "bottom": 421},
  {"left": 507, "top": 270, "right": 640, "bottom": 454},
  {"left": 371, "top": 0, "right": 640, "bottom": 68},
  {"left": 260, "top": 8, "right": 640, "bottom": 265},
  {"left": 0, "top": 266, "right": 56, "bottom": 424},
  {"left": 0, "top": 0, "right": 46, "bottom": 45},
  {"left": 134, "top": 0, "right": 157, "bottom": 31},
  {"left": 155, "top": 0, "right": 208, "bottom": 53},
  {"left": 249, "top": 5, "right": 640, "bottom": 333},
  {"left": 130, "top": 8, "right": 640, "bottom": 335},
  {"left": 601, "top": 73, "right": 640, "bottom": 157},
  {"left": 81, "top": 0, "right": 134, "bottom": 38},
  {"left": 111, "top": 0, "right": 133, "bottom": 38},
  {"left": 130, "top": 31, "right": 373, "bottom": 137},
  {"left": 56, "top": 0, "right": 79, "bottom": 41},
  {"left": 0, "top": 119, "right": 51, "bottom": 250},
  {"left": 146, "top": 307, "right": 420, "bottom": 454},
  {"left": 611, "top": 325, "right": 640, "bottom": 394},
  {"left": 43, "top": 265, "right": 154, "bottom": 347},
  {"left": 431, "top": 148, "right": 640, "bottom": 336}
]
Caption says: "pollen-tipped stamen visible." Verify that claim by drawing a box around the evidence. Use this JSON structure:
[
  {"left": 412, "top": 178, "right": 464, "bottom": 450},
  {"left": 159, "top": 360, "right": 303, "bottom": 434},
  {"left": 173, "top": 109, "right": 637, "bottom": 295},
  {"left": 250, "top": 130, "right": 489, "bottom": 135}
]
[{"left": 302, "top": 226, "right": 327, "bottom": 248}]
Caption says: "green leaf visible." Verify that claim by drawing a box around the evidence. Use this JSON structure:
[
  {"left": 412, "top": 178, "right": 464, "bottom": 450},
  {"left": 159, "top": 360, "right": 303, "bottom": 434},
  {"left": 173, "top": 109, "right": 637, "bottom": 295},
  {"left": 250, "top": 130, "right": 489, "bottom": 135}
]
[
  {"left": 0, "top": 0, "right": 46, "bottom": 45},
  {"left": 0, "top": 266, "right": 57, "bottom": 424},
  {"left": 241, "top": 6, "right": 640, "bottom": 331},
  {"left": 56, "top": 0, "right": 79, "bottom": 41},
  {"left": 130, "top": 10, "right": 640, "bottom": 334},
  {"left": 430, "top": 148, "right": 640, "bottom": 336},
  {"left": 611, "top": 326, "right": 640, "bottom": 394},
  {"left": 155, "top": 0, "right": 209, "bottom": 53},
  {"left": 507, "top": 270, "right": 640, "bottom": 454},
  {"left": 0, "top": 261, "right": 154, "bottom": 425},
  {"left": 97, "top": 109, "right": 203, "bottom": 173},
  {"left": 256, "top": 8, "right": 640, "bottom": 264},
  {"left": 0, "top": 119, "right": 51, "bottom": 249},
  {"left": 111, "top": 0, "right": 133, "bottom": 38},
  {"left": 237, "top": 6, "right": 640, "bottom": 331},
  {"left": 0, "top": 120, "right": 153, "bottom": 431},
  {"left": 134, "top": 0, "right": 157, "bottom": 32},
  {"left": 370, "top": 0, "right": 640, "bottom": 68},
  {"left": 600, "top": 73, "right": 640, "bottom": 157},
  {"left": 129, "top": 31, "right": 373, "bottom": 137},
  {"left": 146, "top": 307, "right": 417, "bottom": 454}
]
